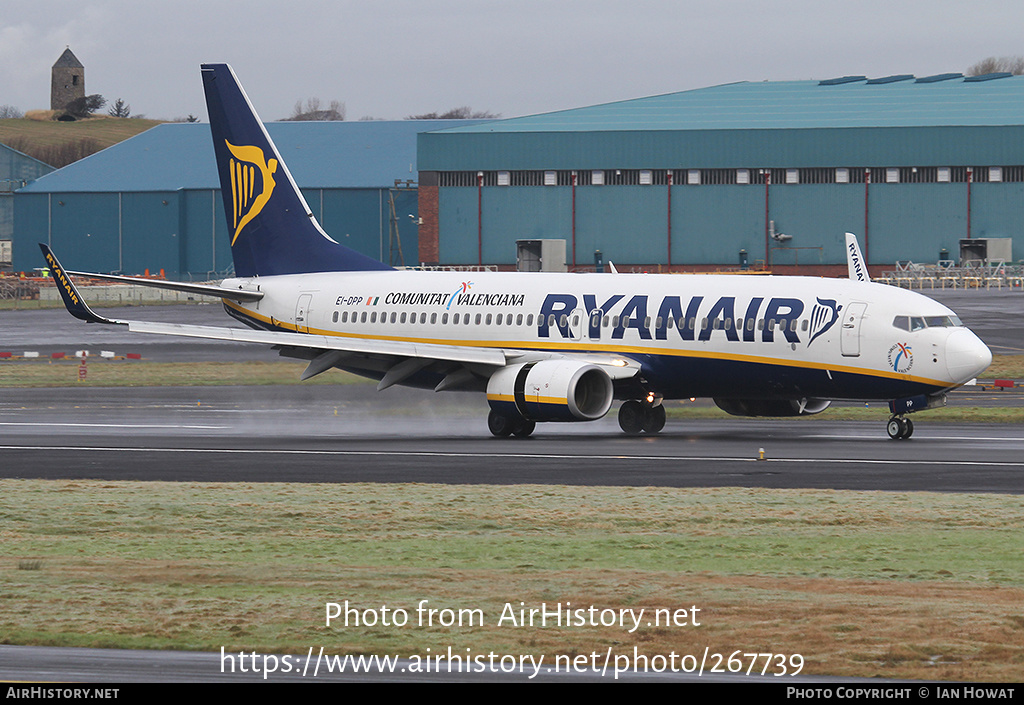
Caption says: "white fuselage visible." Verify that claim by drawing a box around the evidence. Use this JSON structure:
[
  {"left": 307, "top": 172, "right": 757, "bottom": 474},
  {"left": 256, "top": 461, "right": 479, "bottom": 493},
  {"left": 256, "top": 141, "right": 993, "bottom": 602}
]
[{"left": 219, "top": 270, "right": 991, "bottom": 403}]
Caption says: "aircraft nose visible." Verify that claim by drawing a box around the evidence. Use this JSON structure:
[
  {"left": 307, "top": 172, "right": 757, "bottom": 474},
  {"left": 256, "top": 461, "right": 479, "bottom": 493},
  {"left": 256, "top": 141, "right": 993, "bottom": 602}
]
[{"left": 945, "top": 328, "right": 992, "bottom": 383}]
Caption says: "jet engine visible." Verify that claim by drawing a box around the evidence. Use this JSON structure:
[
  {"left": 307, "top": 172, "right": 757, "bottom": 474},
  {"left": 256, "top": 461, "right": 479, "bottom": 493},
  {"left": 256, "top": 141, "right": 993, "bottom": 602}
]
[
  {"left": 486, "top": 360, "right": 614, "bottom": 422},
  {"left": 713, "top": 398, "right": 831, "bottom": 417}
]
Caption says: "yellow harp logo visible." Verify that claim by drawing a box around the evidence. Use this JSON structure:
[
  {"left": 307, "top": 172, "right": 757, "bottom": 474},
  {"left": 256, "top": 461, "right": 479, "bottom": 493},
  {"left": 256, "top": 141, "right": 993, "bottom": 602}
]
[{"left": 226, "top": 141, "right": 278, "bottom": 245}]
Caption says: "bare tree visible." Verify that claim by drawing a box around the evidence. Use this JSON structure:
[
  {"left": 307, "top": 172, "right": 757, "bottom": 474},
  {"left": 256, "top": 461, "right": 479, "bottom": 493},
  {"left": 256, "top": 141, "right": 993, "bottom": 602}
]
[
  {"left": 406, "top": 106, "right": 500, "bottom": 120},
  {"left": 0, "top": 105, "right": 23, "bottom": 119},
  {"left": 285, "top": 97, "right": 346, "bottom": 121},
  {"left": 966, "top": 56, "right": 1024, "bottom": 76}
]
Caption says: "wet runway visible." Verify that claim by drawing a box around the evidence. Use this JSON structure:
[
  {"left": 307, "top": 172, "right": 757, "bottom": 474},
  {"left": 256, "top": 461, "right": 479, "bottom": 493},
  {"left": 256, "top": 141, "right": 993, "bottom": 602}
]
[{"left": 1, "top": 384, "right": 1022, "bottom": 492}]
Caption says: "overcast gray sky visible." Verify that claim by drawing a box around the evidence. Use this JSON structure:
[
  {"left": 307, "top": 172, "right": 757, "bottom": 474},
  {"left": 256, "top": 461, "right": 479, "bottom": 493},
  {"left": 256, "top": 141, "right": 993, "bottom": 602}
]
[{"left": 3, "top": 0, "right": 1023, "bottom": 122}]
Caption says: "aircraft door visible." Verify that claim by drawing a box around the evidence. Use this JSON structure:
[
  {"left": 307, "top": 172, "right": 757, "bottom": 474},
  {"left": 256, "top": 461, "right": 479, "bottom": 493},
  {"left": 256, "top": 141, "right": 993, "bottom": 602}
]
[
  {"left": 841, "top": 301, "right": 867, "bottom": 357},
  {"left": 570, "top": 307, "right": 587, "bottom": 341},
  {"left": 295, "top": 293, "right": 313, "bottom": 334}
]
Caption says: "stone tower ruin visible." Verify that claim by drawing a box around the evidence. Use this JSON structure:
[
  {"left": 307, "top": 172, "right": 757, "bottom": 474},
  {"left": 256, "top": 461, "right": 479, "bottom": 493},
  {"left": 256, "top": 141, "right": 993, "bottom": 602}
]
[{"left": 51, "top": 47, "right": 85, "bottom": 111}]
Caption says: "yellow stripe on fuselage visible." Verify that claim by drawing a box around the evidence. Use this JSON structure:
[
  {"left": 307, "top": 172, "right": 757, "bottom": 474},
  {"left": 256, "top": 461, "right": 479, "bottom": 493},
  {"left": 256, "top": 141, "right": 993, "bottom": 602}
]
[{"left": 221, "top": 299, "right": 951, "bottom": 389}]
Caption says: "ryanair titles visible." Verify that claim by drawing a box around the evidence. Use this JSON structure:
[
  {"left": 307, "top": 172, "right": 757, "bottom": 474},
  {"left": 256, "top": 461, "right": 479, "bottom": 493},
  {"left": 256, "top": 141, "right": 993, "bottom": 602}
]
[
  {"left": 383, "top": 291, "right": 526, "bottom": 308},
  {"left": 538, "top": 292, "right": 843, "bottom": 346}
]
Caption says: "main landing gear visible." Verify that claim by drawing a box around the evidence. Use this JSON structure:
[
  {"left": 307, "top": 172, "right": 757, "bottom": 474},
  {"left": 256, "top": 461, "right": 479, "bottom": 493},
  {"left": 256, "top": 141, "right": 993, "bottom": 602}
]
[
  {"left": 886, "top": 415, "right": 914, "bottom": 440},
  {"left": 487, "top": 409, "right": 536, "bottom": 438},
  {"left": 617, "top": 399, "right": 666, "bottom": 436}
]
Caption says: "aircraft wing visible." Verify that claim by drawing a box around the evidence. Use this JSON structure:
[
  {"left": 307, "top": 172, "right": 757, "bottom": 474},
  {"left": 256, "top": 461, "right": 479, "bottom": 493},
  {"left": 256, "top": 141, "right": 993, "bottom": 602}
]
[{"left": 40, "top": 244, "right": 641, "bottom": 386}]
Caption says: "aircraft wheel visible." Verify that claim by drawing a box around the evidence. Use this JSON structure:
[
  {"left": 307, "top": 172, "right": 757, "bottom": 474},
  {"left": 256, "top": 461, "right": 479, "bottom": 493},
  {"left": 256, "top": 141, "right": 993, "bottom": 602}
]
[
  {"left": 886, "top": 416, "right": 909, "bottom": 440},
  {"left": 512, "top": 419, "right": 536, "bottom": 437},
  {"left": 642, "top": 404, "right": 666, "bottom": 434},
  {"left": 488, "top": 409, "right": 514, "bottom": 437},
  {"left": 618, "top": 400, "right": 645, "bottom": 435}
]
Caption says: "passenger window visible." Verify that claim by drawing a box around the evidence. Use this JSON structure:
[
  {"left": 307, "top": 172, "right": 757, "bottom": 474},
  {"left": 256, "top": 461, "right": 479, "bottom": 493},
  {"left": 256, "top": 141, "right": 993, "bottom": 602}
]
[
  {"left": 332, "top": 311, "right": 339, "bottom": 323},
  {"left": 474, "top": 314, "right": 481, "bottom": 325},
  {"left": 496, "top": 313, "right": 503, "bottom": 325},
  {"left": 370, "top": 312, "right": 377, "bottom": 323},
  {"left": 666, "top": 316, "right": 674, "bottom": 329},
  {"left": 747, "top": 319, "right": 754, "bottom": 332},
  {"left": 559, "top": 314, "right": 568, "bottom": 327},
  {"left": 361, "top": 311, "right": 367, "bottom": 323},
  {"left": 800, "top": 319, "right": 807, "bottom": 331},
  {"left": 400, "top": 312, "right": 407, "bottom": 324},
  {"left": 527, "top": 314, "right": 534, "bottom": 326},
  {"left": 453, "top": 313, "right": 460, "bottom": 324},
  {"left": 485, "top": 314, "right": 492, "bottom": 325},
  {"left": 516, "top": 314, "right": 523, "bottom": 326},
  {"left": 430, "top": 313, "right": 437, "bottom": 324},
  {"left": 390, "top": 312, "right": 397, "bottom": 324}
]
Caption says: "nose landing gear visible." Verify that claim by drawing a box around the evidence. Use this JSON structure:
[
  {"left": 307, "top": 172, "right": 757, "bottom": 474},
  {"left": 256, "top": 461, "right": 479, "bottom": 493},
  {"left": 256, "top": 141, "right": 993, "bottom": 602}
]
[{"left": 886, "top": 415, "right": 914, "bottom": 440}]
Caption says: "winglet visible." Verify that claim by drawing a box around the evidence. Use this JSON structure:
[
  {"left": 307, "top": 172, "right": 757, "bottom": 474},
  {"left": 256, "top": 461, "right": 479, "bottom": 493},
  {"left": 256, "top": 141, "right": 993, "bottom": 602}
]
[
  {"left": 845, "top": 232, "right": 870, "bottom": 282},
  {"left": 38, "top": 244, "right": 125, "bottom": 325}
]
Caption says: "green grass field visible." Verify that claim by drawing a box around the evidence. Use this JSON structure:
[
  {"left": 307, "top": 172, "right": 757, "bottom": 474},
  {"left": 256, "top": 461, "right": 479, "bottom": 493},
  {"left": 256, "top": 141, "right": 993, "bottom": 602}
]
[{"left": 2, "top": 481, "right": 1022, "bottom": 680}]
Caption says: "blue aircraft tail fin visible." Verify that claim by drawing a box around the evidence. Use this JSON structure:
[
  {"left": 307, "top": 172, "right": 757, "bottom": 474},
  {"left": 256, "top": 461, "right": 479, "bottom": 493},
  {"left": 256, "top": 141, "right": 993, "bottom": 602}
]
[{"left": 200, "top": 63, "right": 392, "bottom": 277}]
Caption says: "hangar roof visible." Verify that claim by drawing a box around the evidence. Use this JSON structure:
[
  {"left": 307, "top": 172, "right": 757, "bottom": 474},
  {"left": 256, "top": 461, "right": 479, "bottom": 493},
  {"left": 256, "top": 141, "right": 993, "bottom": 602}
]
[
  {"left": 437, "top": 74, "right": 1024, "bottom": 133},
  {"left": 20, "top": 119, "right": 480, "bottom": 193}
]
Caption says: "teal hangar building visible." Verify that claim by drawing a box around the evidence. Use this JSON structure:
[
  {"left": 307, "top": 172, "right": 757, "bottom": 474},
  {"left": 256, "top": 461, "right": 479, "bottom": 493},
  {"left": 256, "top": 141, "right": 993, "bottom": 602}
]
[{"left": 417, "top": 72, "right": 1024, "bottom": 275}]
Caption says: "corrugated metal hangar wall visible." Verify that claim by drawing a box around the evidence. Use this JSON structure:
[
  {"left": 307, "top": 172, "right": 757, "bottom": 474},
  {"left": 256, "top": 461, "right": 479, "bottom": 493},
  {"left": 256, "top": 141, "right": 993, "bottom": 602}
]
[
  {"left": 417, "top": 74, "right": 1024, "bottom": 273},
  {"left": 12, "top": 120, "right": 470, "bottom": 277}
]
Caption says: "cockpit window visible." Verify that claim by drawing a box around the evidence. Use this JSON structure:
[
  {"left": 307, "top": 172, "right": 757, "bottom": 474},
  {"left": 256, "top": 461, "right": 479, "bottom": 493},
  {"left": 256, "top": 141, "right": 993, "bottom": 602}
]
[
  {"left": 893, "top": 314, "right": 964, "bottom": 331},
  {"left": 925, "top": 315, "right": 963, "bottom": 328}
]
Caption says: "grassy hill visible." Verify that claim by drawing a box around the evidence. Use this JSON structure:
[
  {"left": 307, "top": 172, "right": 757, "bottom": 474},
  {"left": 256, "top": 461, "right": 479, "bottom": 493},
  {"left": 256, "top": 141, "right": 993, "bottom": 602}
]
[{"left": 0, "top": 114, "right": 163, "bottom": 167}]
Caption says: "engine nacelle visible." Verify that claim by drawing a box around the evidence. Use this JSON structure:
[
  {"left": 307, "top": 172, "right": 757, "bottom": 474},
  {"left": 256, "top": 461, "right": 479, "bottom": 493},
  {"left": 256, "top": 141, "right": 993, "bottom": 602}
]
[
  {"left": 713, "top": 398, "right": 831, "bottom": 417},
  {"left": 487, "top": 360, "right": 614, "bottom": 422}
]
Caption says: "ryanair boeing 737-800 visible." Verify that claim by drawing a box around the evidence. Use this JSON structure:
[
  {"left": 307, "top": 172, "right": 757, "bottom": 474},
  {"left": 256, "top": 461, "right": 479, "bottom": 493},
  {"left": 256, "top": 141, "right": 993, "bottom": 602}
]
[{"left": 42, "top": 64, "right": 992, "bottom": 440}]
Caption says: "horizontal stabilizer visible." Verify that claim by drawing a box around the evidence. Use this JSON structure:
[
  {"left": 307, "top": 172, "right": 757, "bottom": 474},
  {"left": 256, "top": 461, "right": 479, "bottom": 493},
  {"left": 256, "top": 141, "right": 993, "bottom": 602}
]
[{"left": 65, "top": 270, "right": 263, "bottom": 302}]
